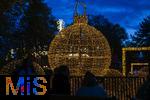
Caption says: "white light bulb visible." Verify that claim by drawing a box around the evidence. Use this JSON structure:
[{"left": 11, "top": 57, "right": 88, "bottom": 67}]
[{"left": 57, "top": 19, "right": 65, "bottom": 32}]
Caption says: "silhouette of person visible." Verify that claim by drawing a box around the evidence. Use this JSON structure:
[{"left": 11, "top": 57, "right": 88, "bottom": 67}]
[
  {"left": 76, "top": 71, "right": 107, "bottom": 97},
  {"left": 52, "top": 65, "right": 70, "bottom": 95},
  {"left": 136, "top": 77, "right": 150, "bottom": 100}
]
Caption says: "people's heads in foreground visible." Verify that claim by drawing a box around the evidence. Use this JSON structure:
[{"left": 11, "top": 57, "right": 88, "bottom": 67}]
[
  {"left": 52, "top": 65, "right": 70, "bottom": 95},
  {"left": 76, "top": 71, "right": 107, "bottom": 97},
  {"left": 82, "top": 71, "right": 98, "bottom": 87},
  {"left": 136, "top": 77, "right": 150, "bottom": 100}
]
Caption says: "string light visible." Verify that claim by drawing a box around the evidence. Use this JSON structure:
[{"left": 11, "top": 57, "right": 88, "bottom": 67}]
[
  {"left": 57, "top": 19, "right": 65, "bottom": 32},
  {"left": 122, "top": 47, "right": 150, "bottom": 76},
  {"left": 130, "top": 63, "right": 149, "bottom": 75},
  {"left": 48, "top": 2, "right": 111, "bottom": 76},
  {"left": 0, "top": 56, "right": 45, "bottom": 75}
]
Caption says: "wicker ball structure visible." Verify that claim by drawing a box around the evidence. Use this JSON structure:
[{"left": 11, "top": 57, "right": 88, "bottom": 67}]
[{"left": 48, "top": 1, "right": 111, "bottom": 76}]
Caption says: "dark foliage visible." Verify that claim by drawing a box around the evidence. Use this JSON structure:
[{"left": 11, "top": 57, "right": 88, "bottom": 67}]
[
  {"left": 132, "top": 15, "right": 150, "bottom": 47},
  {"left": 88, "top": 15, "right": 127, "bottom": 69},
  {"left": 19, "top": 0, "right": 57, "bottom": 52}
]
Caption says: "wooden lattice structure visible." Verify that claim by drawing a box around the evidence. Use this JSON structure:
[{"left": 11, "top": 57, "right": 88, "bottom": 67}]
[{"left": 48, "top": 1, "right": 111, "bottom": 76}]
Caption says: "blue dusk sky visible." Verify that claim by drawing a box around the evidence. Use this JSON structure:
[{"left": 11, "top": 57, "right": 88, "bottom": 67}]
[{"left": 44, "top": 0, "right": 150, "bottom": 37}]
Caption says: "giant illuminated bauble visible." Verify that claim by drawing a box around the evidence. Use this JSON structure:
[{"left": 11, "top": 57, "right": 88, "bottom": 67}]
[
  {"left": 48, "top": 22, "right": 111, "bottom": 76},
  {"left": 48, "top": 1, "right": 111, "bottom": 76}
]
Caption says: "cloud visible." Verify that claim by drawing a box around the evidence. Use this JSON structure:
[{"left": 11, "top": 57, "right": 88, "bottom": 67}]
[
  {"left": 45, "top": 0, "right": 150, "bottom": 35},
  {"left": 87, "top": 0, "right": 150, "bottom": 32}
]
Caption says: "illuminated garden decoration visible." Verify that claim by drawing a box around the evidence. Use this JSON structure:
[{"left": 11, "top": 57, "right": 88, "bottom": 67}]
[
  {"left": 0, "top": 55, "right": 45, "bottom": 75},
  {"left": 130, "top": 63, "right": 149, "bottom": 75},
  {"left": 122, "top": 47, "right": 150, "bottom": 76},
  {"left": 48, "top": 1, "right": 111, "bottom": 76}
]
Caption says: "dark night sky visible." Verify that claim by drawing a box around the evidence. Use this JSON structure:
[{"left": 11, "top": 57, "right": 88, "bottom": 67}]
[{"left": 45, "top": 0, "right": 150, "bottom": 37}]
